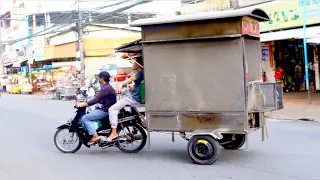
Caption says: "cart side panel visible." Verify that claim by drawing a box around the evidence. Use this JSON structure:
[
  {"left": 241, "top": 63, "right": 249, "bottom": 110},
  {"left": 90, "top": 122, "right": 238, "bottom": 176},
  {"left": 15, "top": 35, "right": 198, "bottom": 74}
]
[
  {"left": 143, "top": 38, "right": 246, "bottom": 112},
  {"left": 244, "top": 38, "right": 263, "bottom": 82},
  {"left": 148, "top": 111, "right": 247, "bottom": 132}
]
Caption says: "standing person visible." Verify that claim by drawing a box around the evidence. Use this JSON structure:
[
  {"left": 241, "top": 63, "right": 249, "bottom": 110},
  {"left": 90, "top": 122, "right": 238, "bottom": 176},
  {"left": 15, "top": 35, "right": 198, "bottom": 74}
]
[
  {"left": 262, "top": 72, "right": 267, "bottom": 82},
  {"left": 274, "top": 65, "right": 285, "bottom": 87},
  {"left": 75, "top": 71, "right": 117, "bottom": 145},
  {"left": 107, "top": 57, "right": 144, "bottom": 142},
  {"left": 295, "top": 61, "right": 303, "bottom": 91}
]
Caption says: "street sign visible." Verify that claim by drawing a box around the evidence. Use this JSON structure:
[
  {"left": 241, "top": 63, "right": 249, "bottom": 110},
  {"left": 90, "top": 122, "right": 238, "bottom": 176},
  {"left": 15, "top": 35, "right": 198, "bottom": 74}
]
[{"left": 21, "top": 66, "right": 28, "bottom": 73}]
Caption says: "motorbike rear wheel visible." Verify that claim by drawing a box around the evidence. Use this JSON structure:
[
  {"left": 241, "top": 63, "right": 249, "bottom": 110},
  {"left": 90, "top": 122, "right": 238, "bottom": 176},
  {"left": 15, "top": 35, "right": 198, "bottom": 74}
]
[
  {"left": 117, "top": 123, "right": 147, "bottom": 153},
  {"left": 54, "top": 126, "right": 82, "bottom": 153}
]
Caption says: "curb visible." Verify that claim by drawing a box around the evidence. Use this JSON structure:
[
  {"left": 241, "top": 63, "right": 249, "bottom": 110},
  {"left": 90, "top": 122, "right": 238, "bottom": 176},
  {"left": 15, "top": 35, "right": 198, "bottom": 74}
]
[{"left": 266, "top": 116, "right": 318, "bottom": 122}]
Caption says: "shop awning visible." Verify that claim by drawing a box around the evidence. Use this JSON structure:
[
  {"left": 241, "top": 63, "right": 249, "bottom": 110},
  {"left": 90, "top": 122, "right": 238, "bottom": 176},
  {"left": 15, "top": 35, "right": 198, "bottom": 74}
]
[
  {"left": 32, "top": 67, "right": 60, "bottom": 72},
  {"left": 260, "top": 26, "right": 320, "bottom": 42},
  {"left": 307, "top": 34, "right": 320, "bottom": 44},
  {"left": 3, "top": 62, "right": 13, "bottom": 67},
  {"left": 114, "top": 39, "right": 142, "bottom": 53},
  {"left": 12, "top": 62, "right": 22, "bottom": 68}
]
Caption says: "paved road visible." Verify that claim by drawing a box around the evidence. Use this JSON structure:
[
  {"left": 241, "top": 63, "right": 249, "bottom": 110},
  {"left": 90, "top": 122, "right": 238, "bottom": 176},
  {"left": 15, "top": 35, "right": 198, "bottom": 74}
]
[{"left": 0, "top": 94, "right": 319, "bottom": 180}]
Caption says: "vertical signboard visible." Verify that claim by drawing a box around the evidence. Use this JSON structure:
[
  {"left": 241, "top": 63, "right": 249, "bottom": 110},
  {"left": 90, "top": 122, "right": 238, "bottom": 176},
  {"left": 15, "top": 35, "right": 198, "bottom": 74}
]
[
  {"left": 261, "top": 46, "right": 269, "bottom": 61},
  {"left": 269, "top": 46, "right": 274, "bottom": 69},
  {"left": 313, "top": 45, "right": 320, "bottom": 90}
]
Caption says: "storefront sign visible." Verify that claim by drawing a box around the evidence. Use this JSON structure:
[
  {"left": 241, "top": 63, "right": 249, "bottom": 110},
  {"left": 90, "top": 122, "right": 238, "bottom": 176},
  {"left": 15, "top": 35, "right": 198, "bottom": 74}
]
[
  {"left": 21, "top": 66, "right": 28, "bottom": 73},
  {"left": 0, "top": 27, "right": 7, "bottom": 41},
  {"left": 12, "top": 17, "right": 30, "bottom": 48},
  {"left": 242, "top": 17, "right": 260, "bottom": 37},
  {"left": 260, "top": 0, "right": 320, "bottom": 32},
  {"left": 181, "top": 0, "right": 230, "bottom": 13},
  {"left": 49, "top": 31, "right": 77, "bottom": 46},
  {"left": 1, "top": 50, "right": 18, "bottom": 63},
  {"left": 238, "top": 0, "right": 271, "bottom": 7},
  {"left": 313, "top": 45, "right": 320, "bottom": 90},
  {"left": 261, "top": 47, "right": 269, "bottom": 61},
  {"left": 52, "top": 61, "right": 80, "bottom": 68},
  {"left": 33, "top": 32, "right": 45, "bottom": 62},
  {"left": 269, "top": 46, "right": 274, "bottom": 69},
  {"left": 34, "top": 47, "right": 45, "bottom": 61},
  {"left": 43, "top": 65, "right": 52, "bottom": 69}
]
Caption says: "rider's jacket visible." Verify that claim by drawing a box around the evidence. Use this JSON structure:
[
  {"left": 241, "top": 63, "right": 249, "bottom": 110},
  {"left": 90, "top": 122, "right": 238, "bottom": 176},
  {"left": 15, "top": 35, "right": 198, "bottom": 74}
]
[{"left": 87, "top": 83, "right": 116, "bottom": 112}]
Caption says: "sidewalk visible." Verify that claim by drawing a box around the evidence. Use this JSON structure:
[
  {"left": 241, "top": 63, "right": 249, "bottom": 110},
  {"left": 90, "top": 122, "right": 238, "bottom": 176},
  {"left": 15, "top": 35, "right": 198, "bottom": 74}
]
[{"left": 266, "top": 92, "right": 320, "bottom": 122}]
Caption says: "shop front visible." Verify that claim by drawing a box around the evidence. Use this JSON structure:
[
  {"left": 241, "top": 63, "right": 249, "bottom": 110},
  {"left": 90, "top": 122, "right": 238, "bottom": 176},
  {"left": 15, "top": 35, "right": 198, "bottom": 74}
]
[
  {"left": 44, "top": 41, "right": 77, "bottom": 61},
  {"left": 82, "top": 26, "right": 141, "bottom": 80},
  {"left": 259, "top": 0, "right": 320, "bottom": 92},
  {"left": 262, "top": 39, "right": 319, "bottom": 92}
]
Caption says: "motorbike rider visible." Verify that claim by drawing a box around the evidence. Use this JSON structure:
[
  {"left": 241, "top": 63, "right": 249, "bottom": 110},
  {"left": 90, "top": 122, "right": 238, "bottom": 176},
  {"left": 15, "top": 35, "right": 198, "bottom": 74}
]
[
  {"left": 75, "top": 71, "right": 117, "bottom": 145},
  {"left": 107, "top": 56, "right": 144, "bottom": 142}
]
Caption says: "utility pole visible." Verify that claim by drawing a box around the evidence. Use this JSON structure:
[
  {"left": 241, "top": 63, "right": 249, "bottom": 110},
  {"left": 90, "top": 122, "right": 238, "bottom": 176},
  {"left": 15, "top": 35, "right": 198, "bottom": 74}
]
[
  {"left": 0, "top": 0, "right": 4, "bottom": 76},
  {"left": 77, "top": 0, "right": 85, "bottom": 87}
]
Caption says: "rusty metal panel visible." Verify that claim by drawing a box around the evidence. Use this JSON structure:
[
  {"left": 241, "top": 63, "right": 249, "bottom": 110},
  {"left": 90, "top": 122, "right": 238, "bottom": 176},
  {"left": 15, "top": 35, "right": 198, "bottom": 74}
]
[
  {"left": 180, "top": 112, "right": 247, "bottom": 132},
  {"left": 141, "top": 18, "right": 242, "bottom": 42},
  {"left": 142, "top": 39, "right": 246, "bottom": 112},
  {"left": 147, "top": 111, "right": 248, "bottom": 132},
  {"left": 147, "top": 112, "right": 180, "bottom": 131}
]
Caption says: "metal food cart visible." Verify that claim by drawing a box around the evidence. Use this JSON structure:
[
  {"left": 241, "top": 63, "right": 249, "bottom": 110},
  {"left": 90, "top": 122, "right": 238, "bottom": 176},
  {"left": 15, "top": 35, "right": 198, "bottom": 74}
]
[{"left": 117, "top": 7, "right": 283, "bottom": 165}]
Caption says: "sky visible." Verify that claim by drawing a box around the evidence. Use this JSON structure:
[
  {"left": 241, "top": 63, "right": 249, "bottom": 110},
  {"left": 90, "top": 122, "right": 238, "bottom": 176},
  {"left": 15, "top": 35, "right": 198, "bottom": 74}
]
[{"left": 0, "top": 0, "right": 13, "bottom": 14}]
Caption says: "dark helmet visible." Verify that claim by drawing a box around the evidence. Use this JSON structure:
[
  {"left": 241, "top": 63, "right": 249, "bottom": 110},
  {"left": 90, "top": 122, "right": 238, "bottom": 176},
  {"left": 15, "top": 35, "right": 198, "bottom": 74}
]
[{"left": 98, "top": 71, "right": 111, "bottom": 82}]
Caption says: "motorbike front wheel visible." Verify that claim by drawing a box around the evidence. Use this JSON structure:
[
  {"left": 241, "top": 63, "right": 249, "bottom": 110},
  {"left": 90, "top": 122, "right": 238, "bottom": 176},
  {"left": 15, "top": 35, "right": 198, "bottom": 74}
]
[
  {"left": 117, "top": 123, "right": 147, "bottom": 153},
  {"left": 54, "top": 126, "right": 82, "bottom": 153}
]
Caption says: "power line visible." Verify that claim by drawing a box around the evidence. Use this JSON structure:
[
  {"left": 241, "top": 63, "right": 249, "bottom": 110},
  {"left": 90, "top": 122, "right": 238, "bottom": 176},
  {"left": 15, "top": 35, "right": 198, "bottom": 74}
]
[{"left": 2, "top": 0, "right": 153, "bottom": 44}]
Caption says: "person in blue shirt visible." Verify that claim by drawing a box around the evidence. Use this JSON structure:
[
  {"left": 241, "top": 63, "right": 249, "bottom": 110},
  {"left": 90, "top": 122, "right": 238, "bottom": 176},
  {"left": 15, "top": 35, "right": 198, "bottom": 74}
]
[{"left": 107, "top": 57, "right": 144, "bottom": 142}]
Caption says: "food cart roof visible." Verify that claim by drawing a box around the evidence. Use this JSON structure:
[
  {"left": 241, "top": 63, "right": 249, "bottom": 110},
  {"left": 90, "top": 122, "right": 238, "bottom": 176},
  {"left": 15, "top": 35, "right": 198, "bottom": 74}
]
[
  {"left": 114, "top": 39, "right": 142, "bottom": 53},
  {"left": 130, "top": 7, "right": 269, "bottom": 27}
]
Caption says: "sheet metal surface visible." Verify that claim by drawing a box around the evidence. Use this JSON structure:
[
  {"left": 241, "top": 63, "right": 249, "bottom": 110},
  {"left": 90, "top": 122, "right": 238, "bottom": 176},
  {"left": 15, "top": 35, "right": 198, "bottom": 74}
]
[
  {"left": 143, "top": 39, "right": 246, "bottom": 112},
  {"left": 130, "top": 8, "right": 269, "bottom": 27},
  {"left": 247, "top": 82, "right": 284, "bottom": 112},
  {"left": 147, "top": 112, "right": 248, "bottom": 132},
  {"left": 244, "top": 38, "right": 263, "bottom": 82}
]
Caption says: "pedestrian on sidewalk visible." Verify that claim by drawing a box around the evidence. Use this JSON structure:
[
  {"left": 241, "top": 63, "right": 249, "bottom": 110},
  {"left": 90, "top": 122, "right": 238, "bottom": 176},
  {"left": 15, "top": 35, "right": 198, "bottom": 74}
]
[
  {"left": 295, "top": 61, "right": 304, "bottom": 91},
  {"left": 274, "top": 64, "right": 285, "bottom": 88},
  {"left": 262, "top": 72, "right": 267, "bottom": 82}
]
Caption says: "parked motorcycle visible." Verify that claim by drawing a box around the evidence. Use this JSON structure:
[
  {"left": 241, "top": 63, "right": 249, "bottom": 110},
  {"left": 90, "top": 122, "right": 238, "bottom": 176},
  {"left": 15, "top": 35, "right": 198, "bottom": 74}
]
[{"left": 53, "top": 99, "right": 147, "bottom": 153}]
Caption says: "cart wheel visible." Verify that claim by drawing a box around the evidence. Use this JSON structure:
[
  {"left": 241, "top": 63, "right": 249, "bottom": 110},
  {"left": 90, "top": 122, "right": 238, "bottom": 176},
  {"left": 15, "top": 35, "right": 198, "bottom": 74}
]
[
  {"left": 187, "top": 135, "right": 221, "bottom": 165},
  {"left": 219, "top": 134, "right": 245, "bottom": 150}
]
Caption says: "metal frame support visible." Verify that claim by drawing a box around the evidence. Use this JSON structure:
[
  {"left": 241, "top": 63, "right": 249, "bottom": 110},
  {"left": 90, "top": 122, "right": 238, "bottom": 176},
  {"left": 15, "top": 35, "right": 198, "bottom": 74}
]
[
  {"left": 147, "top": 128, "right": 152, "bottom": 151},
  {"left": 245, "top": 134, "right": 249, "bottom": 151},
  {"left": 172, "top": 132, "right": 175, "bottom": 142}
]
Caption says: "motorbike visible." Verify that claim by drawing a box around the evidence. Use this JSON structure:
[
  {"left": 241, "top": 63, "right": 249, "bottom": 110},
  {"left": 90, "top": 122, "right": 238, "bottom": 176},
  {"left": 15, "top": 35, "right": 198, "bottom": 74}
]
[{"left": 53, "top": 97, "right": 147, "bottom": 153}]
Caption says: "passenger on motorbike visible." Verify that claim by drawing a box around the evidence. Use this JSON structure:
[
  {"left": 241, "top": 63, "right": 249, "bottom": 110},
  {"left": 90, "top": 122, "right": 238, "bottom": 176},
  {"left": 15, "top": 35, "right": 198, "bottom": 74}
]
[
  {"left": 75, "top": 71, "right": 117, "bottom": 145},
  {"left": 107, "top": 57, "right": 144, "bottom": 142}
]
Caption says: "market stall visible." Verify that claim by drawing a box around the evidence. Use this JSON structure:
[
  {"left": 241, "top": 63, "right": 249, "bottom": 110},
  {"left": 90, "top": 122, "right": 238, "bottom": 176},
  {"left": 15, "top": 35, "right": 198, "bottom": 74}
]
[
  {"left": 40, "top": 65, "right": 79, "bottom": 100},
  {"left": 7, "top": 74, "right": 32, "bottom": 94}
]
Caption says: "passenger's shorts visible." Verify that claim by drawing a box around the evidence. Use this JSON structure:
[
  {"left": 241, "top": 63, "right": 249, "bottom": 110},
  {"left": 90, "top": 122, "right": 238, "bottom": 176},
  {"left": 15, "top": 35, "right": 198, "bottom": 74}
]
[{"left": 295, "top": 77, "right": 304, "bottom": 84}]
